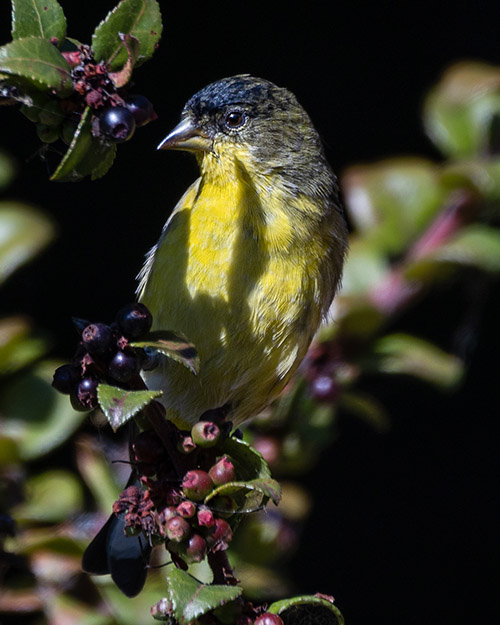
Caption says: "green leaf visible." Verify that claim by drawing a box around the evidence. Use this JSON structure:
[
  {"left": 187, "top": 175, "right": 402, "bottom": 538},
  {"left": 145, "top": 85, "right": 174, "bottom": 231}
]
[
  {"left": 405, "top": 224, "right": 500, "bottom": 279},
  {"left": 97, "top": 383, "right": 162, "bottom": 432},
  {"left": 423, "top": 61, "right": 500, "bottom": 157},
  {"left": 0, "top": 436, "right": 21, "bottom": 466},
  {"left": 131, "top": 330, "right": 200, "bottom": 375},
  {"left": 221, "top": 436, "right": 271, "bottom": 480},
  {"left": 342, "top": 158, "right": 446, "bottom": 255},
  {"left": 11, "top": 0, "right": 67, "bottom": 43},
  {"left": 339, "top": 391, "right": 390, "bottom": 431},
  {"left": 370, "top": 333, "right": 464, "bottom": 389},
  {"left": 0, "top": 202, "right": 55, "bottom": 285},
  {"left": 166, "top": 568, "right": 242, "bottom": 625},
  {"left": 92, "top": 0, "right": 162, "bottom": 71},
  {"left": 0, "top": 37, "right": 72, "bottom": 95},
  {"left": 205, "top": 477, "right": 281, "bottom": 511},
  {"left": 50, "top": 106, "right": 117, "bottom": 182},
  {"left": 13, "top": 469, "right": 83, "bottom": 523},
  {"left": 0, "top": 316, "right": 47, "bottom": 375},
  {"left": 269, "top": 595, "right": 345, "bottom": 625},
  {"left": 0, "top": 360, "right": 87, "bottom": 460}
]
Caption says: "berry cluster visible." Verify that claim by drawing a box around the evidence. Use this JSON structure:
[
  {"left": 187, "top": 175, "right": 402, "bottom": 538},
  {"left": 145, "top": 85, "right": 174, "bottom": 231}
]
[
  {"left": 117, "top": 419, "right": 239, "bottom": 568},
  {"left": 52, "top": 302, "right": 154, "bottom": 410},
  {"left": 21, "top": 44, "right": 156, "bottom": 146}
]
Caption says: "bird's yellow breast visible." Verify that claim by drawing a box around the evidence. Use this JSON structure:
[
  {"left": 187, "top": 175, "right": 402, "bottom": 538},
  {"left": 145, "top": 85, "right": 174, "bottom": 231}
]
[{"left": 139, "top": 150, "right": 333, "bottom": 427}]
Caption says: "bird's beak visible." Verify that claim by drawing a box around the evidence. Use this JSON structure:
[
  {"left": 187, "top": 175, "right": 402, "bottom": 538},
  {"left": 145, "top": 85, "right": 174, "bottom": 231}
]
[{"left": 157, "top": 117, "right": 212, "bottom": 152}]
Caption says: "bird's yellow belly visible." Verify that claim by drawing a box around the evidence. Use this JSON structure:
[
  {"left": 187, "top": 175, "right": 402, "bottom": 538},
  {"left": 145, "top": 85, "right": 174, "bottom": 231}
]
[{"left": 140, "top": 179, "right": 323, "bottom": 427}]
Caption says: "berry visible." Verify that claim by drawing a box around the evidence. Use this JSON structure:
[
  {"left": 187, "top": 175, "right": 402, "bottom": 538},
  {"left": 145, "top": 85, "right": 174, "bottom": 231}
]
[
  {"left": 205, "top": 517, "right": 232, "bottom": 549},
  {"left": 108, "top": 350, "right": 140, "bottom": 383},
  {"left": 177, "top": 434, "right": 196, "bottom": 454},
  {"left": 191, "top": 421, "right": 221, "bottom": 448},
  {"left": 165, "top": 516, "right": 191, "bottom": 543},
  {"left": 116, "top": 303, "right": 153, "bottom": 339},
  {"left": 197, "top": 506, "right": 215, "bottom": 528},
  {"left": 97, "top": 106, "right": 135, "bottom": 142},
  {"left": 82, "top": 322, "right": 113, "bottom": 355},
  {"left": 209, "top": 456, "right": 236, "bottom": 485},
  {"left": 125, "top": 94, "right": 157, "bottom": 127},
  {"left": 182, "top": 533, "right": 207, "bottom": 564},
  {"left": 36, "top": 123, "right": 59, "bottom": 143},
  {"left": 71, "top": 376, "right": 98, "bottom": 411},
  {"left": 255, "top": 613, "right": 284, "bottom": 625},
  {"left": 52, "top": 364, "right": 80, "bottom": 394},
  {"left": 181, "top": 470, "right": 214, "bottom": 501},
  {"left": 310, "top": 374, "right": 338, "bottom": 403},
  {"left": 176, "top": 501, "right": 196, "bottom": 518}
]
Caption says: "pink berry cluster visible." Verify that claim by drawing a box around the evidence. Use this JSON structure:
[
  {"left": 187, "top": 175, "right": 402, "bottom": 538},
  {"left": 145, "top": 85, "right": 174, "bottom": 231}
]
[{"left": 115, "top": 418, "right": 240, "bottom": 568}]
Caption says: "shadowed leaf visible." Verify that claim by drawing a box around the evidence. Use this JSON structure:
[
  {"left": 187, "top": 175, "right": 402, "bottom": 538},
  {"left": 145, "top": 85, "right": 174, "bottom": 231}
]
[
  {"left": 132, "top": 330, "right": 199, "bottom": 375},
  {"left": 97, "top": 383, "right": 162, "bottom": 431}
]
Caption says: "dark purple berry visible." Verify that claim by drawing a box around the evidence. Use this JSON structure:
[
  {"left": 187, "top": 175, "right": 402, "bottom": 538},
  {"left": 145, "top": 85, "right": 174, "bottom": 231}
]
[
  {"left": 82, "top": 323, "right": 113, "bottom": 355},
  {"left": 310, "top": 374, "right": 338, "bottom": 403},
  {"left": 191, "top": 421, "right": 220, "bottom": 448},
  {"left": 52, "top": 364, "right": 80, "bottom": 394},
  {"left": 98, "top": 106, "right": 135, "bottom": 143},
  {"left": 181, "top": 470, "right": 214, "bottom": 501},
  {"left": 182, "top": 533, "right": 207, "bottom": 564},
  {"left": 132, "top": 431, "right": 165, "bottom": 464},
  {"left": 124, "top": 94, "right": 157, "bottom": 127},
  {"left": 108, "top": 350, "right": 140, "bottom": 383},
  {"left": 208, "top": 456, "right": 236, "bottom": 485},
  {"left": 71, "top": 376, "right": 98, "bottom": 411},
  {"left": 116, "top": 303, "right": 153, "bottom": 339},
  {"left": 255, "top": 613, "right": 284, "bottom": 625}
]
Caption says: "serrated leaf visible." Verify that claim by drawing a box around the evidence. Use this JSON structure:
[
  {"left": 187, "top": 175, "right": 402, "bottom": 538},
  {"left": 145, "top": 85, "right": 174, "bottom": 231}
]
[
  {"left": 0, "top": 37, "right": 72, "bottom": 95},
  {"left": 11, "top": 0, "right": 67, "bottom": 43},
  {"left": 205, "top": 477, "right": 281, "bottom": 510},
  {"left": 97, "top": 383, "right": 162, "bottom": 432},
  {"left": 221, "top": 436, "right": 271, "bottom": 480},
  {"left": 371, "top": 333, "right": 464, "bottom": 389},
  {"left": 131, "top": 330, "right": 199, "bottom": 375},
  {"left": 50, "top": 106, "right": 117, "bottom": 181},
  {"left": 269, "top": 595, "right": 345, "bottom": 625},
  {"left": 0, "top": 202, "right": 55, "bottom": 285},
  {"left": 167, "top": 568, "right": 242, "bottom": 625},
  {"left": 92, "top": 0, "right": 162, "bottom": 71}
]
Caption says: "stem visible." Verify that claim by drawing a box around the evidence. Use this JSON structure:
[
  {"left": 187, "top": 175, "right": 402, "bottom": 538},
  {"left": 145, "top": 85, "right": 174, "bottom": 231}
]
[{"left": 207, "top": 550, "right": 239, "bottom": 586}]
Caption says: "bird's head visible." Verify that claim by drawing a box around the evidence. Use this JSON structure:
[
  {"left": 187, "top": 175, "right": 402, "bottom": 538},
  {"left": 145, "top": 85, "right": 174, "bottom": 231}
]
[{"left": 158, "top": 75, "right": 332, "bottom": 192}]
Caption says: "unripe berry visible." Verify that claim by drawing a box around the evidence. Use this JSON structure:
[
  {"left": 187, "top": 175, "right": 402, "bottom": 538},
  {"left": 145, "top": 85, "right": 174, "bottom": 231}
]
[
  {"left": 176, "top": 500, "right": 196, "bottom": 519},
  {"left": 116, "top": 302, "right": 153, "bottom": 339},
  {"left": 52, "top": 364, "right": 80, "bottom": 394},
  {"left": 208, "top": 456, "right": 236, "bottom": 485},
  {"left": 165, "top": 516, "right": 190, "bottom": 543},
  {"left": 191, "top": 421, "right": 220, "bottom": 448},
  {"left": 177, "top": 434, "right": 196, "bottom": 454},
  {"left": 255, "top": 613, "right": 284, "bottom": 625},
  {"left": 182, "top": 533, "right": 208, "bottom": 564},
  {"left": 197, "top": 506, "right": 215, "bottom": 528},
  {"left": 108, "top": 350, "right": 140, "bottom": 383},
  {"left": 181, "top": 470, "right": 214, "bottom": 501},
  {"left": 82, "top": 322, "right": 113, "bottom": 355},
  {"left": 205, "top": 517, "right": 232, "bottom": 549}
]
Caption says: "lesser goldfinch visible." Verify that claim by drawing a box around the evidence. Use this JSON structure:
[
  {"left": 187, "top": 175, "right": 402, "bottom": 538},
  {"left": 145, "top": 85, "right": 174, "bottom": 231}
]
[{"left": 83, "top": 75, "right": 347, "bottom": 596}]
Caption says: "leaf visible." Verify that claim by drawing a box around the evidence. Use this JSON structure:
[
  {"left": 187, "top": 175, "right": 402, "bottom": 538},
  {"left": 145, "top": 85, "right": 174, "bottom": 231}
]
[
  {"left": 92, "top": 0, "right": 162, "bottom": 71},
  {"left": 97, "top": 383, "right": 162, "bottom": 432},
  {"left": 0, "top": 37, "right": 72, "bottom": 95},
  {"left": 0, "top": 316, "right": 47, "bottom": 375},
  {"left": 50, "top": 106, "right": 117, "bottom": 182},
  {"left": 13, "top": 469, "right": 83, "bottom": 523},
  {"left": 221, "top": 436, "right": 272, "bottom": 480},
  {"left": 0, "top": 202, "right": 55, "bottom": 285},
  {"left": 342, "top": 158, "right": 446, "bottom": 255},
  {"left": 205, "top": 477, "right": 282, "bottom": 511},
  {"left": 423, "top": 61, "right": 500, "bottom": 157},
  {"left": 269, "top": 595, "right": 345, "bottom": 625},
  {"left": 166, "top": 568, "right": 242, "bottom": 625},
  {"left": 131, "top": 330, "right": 199, "bottom": 375},
  {"left": 370, "top": 333, "right": 464, "bottom": 389},
  {"left": 0, "top": 360, "right": 87, "bottom": 460},
  {"left": 108, "top": 33, "right": 140, "bottom": 88},
  {"left": 11, "top": 0, "right": 67, "bottom": 43}
]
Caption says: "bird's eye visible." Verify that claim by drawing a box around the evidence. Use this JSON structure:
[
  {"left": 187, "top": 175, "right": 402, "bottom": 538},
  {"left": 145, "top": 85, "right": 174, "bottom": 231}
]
[{"left": 224, "top": 110, "right": 246, "bottom": 129}]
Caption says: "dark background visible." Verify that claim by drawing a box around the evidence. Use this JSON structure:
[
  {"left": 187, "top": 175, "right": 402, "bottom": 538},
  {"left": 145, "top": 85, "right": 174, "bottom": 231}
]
[{"left": 1, "top": 1, "right": 500, "bottom": 624}]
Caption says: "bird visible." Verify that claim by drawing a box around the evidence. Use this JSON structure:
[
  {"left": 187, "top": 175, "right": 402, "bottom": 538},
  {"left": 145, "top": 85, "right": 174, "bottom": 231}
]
[{"left": 82, "top": 74, "right": 348, "bottom": 596}]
